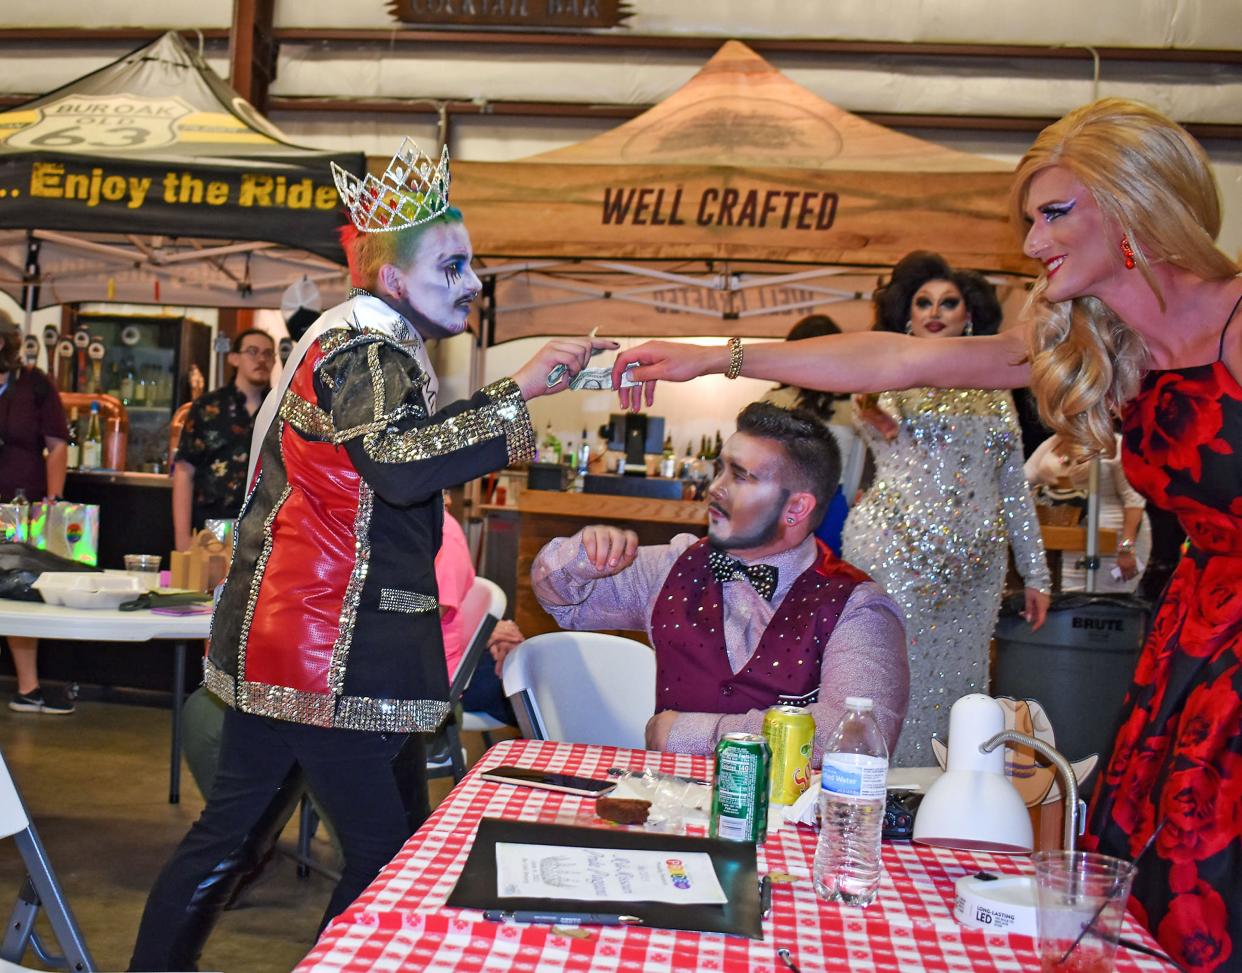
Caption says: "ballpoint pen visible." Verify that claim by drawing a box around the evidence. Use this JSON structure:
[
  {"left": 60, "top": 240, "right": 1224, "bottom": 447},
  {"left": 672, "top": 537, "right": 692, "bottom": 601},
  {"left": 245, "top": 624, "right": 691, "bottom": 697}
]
[{"left": 482, "top": 910, "right": 643, "bottom": 926}]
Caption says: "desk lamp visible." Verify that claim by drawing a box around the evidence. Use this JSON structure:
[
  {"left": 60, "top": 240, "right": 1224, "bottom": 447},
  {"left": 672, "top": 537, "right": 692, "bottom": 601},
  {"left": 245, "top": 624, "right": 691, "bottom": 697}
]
[{"left": 913, "top": 694, "right": 1081, "bottom": 935}]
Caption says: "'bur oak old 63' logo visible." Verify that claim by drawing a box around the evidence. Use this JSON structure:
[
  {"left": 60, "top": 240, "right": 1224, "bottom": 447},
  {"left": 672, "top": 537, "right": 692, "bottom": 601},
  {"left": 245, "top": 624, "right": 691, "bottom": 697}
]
[{"left": 8, "top": 95, "right": 192, "bottom": 153}]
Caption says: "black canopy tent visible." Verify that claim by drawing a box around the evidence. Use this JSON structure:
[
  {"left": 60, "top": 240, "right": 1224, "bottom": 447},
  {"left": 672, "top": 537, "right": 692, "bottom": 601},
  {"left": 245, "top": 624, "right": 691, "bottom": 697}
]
[{"left": 0, "top": 32, "right": 362, "bottom": 313}]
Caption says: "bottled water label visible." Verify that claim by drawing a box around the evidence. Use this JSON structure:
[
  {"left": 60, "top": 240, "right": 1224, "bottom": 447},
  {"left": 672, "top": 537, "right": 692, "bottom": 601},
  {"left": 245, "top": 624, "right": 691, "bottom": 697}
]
[{"left": 821, "top": 753, "right": 887, "bottom": 801}]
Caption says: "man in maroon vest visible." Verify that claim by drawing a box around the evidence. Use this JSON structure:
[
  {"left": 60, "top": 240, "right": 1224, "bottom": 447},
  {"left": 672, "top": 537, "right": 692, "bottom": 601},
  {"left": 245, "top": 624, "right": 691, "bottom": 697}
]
[{"left": 528, "top": 402, "right": 908, "bottom": 764}]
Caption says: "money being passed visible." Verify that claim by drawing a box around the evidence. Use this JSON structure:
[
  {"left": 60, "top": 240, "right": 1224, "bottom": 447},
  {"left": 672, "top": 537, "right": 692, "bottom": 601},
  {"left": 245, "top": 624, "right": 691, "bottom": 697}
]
[{"left": 568, "top": 362, "right": 640, "bottom": 390}]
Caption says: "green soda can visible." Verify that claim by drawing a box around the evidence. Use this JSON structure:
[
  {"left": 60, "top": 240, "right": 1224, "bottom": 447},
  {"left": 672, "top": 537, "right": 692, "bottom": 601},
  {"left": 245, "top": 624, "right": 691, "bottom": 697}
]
[{"left": 710, "top": 732, "right": 770, "bottom": 843}]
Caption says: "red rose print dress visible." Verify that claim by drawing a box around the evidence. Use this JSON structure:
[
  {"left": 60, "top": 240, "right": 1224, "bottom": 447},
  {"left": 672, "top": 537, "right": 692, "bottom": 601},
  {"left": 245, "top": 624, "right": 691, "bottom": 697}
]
[{"left": 1084, "top": 307, "right": 1242, "bottom": 973}]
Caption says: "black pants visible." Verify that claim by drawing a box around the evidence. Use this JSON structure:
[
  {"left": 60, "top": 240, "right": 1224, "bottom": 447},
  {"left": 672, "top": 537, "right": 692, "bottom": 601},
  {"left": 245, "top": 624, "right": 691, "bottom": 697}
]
[{"left": 130, "top": 708, "right": 414, "bottom": 972}]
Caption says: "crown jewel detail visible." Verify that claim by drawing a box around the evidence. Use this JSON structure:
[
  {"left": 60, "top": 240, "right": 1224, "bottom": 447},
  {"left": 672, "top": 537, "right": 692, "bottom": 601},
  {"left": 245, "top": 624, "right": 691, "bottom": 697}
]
[{"left": 331, "top": 138, "right": 451, "bottom": 234}]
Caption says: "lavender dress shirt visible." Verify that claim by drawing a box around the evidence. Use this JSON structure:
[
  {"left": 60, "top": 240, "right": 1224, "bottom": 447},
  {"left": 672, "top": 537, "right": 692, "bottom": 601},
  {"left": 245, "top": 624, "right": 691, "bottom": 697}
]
[{"left": 531, "top": 532, "right": 909, "bottom": 763}]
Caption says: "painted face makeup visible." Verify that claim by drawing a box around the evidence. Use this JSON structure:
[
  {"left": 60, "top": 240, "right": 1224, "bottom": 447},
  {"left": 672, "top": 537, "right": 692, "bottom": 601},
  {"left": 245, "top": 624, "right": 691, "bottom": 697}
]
[
  {"left": 1022, "top": 166, "right": 1121, "bottom": 304},
  {"left": 387, "top": 221, "right": 482, "bottom": 340},
  {"left": 706, "top": 433, "right": 794, "bottom": 555},
  {"left": 908, "top": 279, "right": 969, "bottom": 339}
]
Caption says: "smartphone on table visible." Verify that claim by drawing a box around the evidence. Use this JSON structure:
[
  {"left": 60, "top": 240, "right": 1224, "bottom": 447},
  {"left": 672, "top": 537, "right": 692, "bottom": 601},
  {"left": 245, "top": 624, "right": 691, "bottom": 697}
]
[{"left": 480, "top": 765, "right": 617, "bottom": 798}]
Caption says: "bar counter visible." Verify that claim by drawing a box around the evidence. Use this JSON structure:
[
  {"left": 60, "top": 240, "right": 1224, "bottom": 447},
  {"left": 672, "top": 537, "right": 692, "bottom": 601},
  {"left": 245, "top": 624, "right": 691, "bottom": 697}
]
[
  {"left": 480, "top": 488, "right": 707, "bottom": 639},
  {"left": 65, "top": 468, "right": 173, "bottom": 570}
]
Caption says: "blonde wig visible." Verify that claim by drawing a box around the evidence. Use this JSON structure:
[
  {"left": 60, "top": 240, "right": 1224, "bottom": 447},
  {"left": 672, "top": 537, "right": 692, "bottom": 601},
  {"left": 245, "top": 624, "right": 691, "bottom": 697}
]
[{"left": 1010, "top": 98, "right": 1240, "bottom": 458}]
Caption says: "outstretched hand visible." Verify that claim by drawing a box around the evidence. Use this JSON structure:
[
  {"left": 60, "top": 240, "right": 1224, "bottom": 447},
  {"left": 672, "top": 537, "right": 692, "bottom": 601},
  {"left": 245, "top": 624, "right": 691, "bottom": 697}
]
[
  {"left": 612, "top": 341, "right": 726, "bottom": 411},
  {"left": 513, "top": 336, "right": 620, "bottom": 400}
]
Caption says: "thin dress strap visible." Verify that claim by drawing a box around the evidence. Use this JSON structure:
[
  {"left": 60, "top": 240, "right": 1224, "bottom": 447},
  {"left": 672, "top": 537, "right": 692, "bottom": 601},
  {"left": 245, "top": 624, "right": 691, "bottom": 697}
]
[{"left": 1216, "top": 290, "right": 1242, "bottom": 361}]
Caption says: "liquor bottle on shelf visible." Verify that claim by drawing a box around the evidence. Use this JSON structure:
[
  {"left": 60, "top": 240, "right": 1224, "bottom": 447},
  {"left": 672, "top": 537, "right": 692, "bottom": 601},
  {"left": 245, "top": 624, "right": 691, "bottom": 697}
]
[
  {"left": 577, "top": 430, "right": 591, "bottom": 477},
  {"left": 659, "top": 435, "right": 677, "bottom": 478},
  {"left": 541, "top": 421, "right": 561, "bottom": 465},
  {"left": 714, "top": 429, "right": 724, "bottom": 458},
  {"left": 119, "top": 359, "right": 135, "bottom": 405},
  {"left": 105, "top": 361, "right": 121, "bottom": 399},
  {"left": 65, "top": 407, "right": 81, "bottom": 470},
  {"left": 81, "top": 402, "right": 103, "bottom": 470},
  {"left": 134, "top": 368, "right": 148, "bottom": 405}
]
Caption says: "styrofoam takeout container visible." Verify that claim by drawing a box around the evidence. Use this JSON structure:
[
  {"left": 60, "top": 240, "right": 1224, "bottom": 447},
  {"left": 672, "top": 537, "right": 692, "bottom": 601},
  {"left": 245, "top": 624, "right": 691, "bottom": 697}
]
[{"left": 31, "top": 572, "right": 142, "bottom": 610}]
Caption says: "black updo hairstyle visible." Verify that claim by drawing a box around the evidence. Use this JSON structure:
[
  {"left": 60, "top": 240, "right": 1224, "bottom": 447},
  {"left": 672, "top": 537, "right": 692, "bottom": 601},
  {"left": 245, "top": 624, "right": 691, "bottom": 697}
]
[
  {"left": 873, "top": 250, "right": 1003, "bottom": 337},
  {"left": 778, "top": 313, "right": 848, "bottom": 413}
]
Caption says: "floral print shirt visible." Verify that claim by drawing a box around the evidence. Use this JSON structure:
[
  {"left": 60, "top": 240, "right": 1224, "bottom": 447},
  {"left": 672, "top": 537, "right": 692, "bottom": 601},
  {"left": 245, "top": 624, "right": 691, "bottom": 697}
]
[{"left": 174, "top": 382, "right": 266, "bottom": 528}]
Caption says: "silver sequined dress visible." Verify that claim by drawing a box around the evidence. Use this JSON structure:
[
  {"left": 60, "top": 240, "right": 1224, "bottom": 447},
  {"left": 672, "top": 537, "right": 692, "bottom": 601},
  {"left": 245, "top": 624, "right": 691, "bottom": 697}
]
[{"left": 842, "top": 388, "right": 1050, "bottom": 766}]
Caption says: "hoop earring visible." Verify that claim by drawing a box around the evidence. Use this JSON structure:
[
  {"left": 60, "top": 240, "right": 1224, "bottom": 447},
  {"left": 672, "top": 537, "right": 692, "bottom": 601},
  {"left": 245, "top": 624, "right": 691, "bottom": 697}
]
[
  {"left": 904, "top": 320, "right": 913, "bottom": 335},
  {"left": 964, "top": 319, "right": 974, "bottom": 336},
  {"left": 1120, "top": 235, "right": 1136, "bottom": 270}
]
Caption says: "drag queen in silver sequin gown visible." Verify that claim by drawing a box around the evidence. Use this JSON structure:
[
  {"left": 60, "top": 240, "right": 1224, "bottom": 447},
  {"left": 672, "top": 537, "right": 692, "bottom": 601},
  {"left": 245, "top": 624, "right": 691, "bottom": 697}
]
[{"left": 842, "top": 253, "right": 1051, "bottom": 766}]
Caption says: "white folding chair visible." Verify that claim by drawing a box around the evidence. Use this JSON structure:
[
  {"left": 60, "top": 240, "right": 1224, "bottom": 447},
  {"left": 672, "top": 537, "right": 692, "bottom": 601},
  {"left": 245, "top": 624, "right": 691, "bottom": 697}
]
[
  {"left": 0, "top": 749, "right": 94, "bottom": 972},
  {"left": 426, "top": 576, "right": 507, "bottom": 781},
  {"left": 455, "top": 578, "right": 515, "bottom": 747},
  {"left": 501, "top": 632, "right": 656, "bottom": 749}
]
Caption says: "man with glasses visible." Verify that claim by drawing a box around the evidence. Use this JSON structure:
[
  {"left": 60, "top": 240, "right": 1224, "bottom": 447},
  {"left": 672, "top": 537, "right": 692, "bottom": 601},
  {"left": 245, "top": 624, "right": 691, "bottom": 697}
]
[{"left": 171, "top": 328, "right": 274, "bottom": 551}]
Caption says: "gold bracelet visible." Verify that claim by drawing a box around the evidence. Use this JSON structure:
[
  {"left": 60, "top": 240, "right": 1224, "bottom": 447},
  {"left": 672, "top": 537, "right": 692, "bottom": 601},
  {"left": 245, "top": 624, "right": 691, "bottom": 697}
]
[{"left": 724, "top": 336, "right": 744, "bottom": 380}]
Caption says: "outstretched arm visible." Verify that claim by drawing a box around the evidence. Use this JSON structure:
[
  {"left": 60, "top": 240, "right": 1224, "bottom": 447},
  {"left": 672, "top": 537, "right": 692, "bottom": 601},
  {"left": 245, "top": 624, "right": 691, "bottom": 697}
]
[{"left": 615, "top": 328, "right": 1032, "bottom": 409}]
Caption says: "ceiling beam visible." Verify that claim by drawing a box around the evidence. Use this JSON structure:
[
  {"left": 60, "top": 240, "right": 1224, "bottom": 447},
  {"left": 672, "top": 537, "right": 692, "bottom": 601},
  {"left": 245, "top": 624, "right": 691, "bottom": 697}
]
[
  {"left": 261, "top": 97, "right": 1242, "bottom": 140},
  {"left": 0, "top": 26, "right": 1237, "bottom": 65},
  {"left": 229, "top": 0, "right": 277, "bottom": 110}
]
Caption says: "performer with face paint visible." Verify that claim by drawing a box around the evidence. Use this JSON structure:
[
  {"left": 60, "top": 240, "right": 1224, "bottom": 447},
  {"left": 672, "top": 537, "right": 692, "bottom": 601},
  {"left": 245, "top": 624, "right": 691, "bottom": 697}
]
[
  {"left": 840, "top": 251, "right": 1051, "bottom": 767},
  {"left": 520, "top": 402, "right": 909, "bottom": 764},
  {"left": 130, "top": 139, "right": 613, "bottom": 971}
]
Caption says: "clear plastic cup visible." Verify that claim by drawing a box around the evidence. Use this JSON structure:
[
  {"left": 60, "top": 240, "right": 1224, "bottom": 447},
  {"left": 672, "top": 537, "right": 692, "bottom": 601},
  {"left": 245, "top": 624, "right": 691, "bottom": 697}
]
[
  {"left": 1033, "top": 850, "right": 1136, "bottom": 973},
  {"left": 124, "top": 554, "right": 162, "bottom": 591}
]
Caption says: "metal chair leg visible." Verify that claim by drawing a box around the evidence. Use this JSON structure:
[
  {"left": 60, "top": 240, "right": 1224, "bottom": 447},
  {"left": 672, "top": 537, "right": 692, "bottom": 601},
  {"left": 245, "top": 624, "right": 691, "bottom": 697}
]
[{"left": 1, "top": 828, "right": 96, "bottom": 971}]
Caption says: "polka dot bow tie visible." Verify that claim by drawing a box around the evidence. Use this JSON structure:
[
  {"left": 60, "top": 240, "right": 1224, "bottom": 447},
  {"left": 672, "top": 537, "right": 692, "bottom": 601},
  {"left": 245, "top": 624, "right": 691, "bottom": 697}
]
[{"left": 708, "top": 549, "right": 779, "bottom": 601}]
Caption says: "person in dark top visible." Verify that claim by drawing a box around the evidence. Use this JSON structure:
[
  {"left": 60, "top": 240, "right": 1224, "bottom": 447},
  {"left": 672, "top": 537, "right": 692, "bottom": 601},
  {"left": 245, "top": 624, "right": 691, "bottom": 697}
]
[
  {"left": 171, "top": 328, "right": 273, "bottom": 550},
  {"left": 0, "top": 309, "right": 73, "bottom": 714},
  {"left": 130, "top": 137, "right": 610, "bottom": 971}
]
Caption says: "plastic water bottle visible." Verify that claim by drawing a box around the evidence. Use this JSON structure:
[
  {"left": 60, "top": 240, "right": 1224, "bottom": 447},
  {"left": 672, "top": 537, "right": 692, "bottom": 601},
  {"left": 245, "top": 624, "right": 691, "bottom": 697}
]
[{"left": 813, "top": 696, "right": 889, "bottom": 906}]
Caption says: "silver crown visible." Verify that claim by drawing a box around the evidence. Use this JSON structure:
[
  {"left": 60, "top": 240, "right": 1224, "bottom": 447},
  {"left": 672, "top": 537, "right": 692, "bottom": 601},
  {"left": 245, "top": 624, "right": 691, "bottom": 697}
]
[{"left": 331, "top": 138, "right": 451, "bottom": 234}]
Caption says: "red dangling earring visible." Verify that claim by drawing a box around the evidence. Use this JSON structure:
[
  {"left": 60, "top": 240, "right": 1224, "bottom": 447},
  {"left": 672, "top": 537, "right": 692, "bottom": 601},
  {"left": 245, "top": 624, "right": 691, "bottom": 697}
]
[{"left": 1120, "top": 235, "right": 1136, "bottom": 270}]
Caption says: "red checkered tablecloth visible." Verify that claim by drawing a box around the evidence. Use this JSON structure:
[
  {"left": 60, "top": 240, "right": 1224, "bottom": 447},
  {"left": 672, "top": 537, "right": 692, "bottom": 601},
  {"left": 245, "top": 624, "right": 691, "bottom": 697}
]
[{"left": 295, "top": 739, "right": 1168, "bottom": 972}]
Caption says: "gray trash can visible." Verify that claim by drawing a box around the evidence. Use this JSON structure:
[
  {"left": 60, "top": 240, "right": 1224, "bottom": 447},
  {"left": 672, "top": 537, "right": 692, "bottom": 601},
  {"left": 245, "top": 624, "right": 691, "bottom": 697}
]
[{"left": 993, "top": 593, "right": 1150, "bottom": 787}]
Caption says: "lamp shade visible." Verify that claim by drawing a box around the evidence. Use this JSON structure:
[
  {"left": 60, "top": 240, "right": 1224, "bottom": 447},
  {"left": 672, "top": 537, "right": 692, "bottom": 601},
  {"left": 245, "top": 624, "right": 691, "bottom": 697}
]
[{"left": 912, "top": 694, "right": 1033, "bottom": 854}]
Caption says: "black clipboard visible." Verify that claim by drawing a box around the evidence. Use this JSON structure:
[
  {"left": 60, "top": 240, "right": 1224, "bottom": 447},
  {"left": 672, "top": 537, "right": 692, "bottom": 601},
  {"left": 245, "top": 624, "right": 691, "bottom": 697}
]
[{"left": 445, "top": 818, "right": 763, "bottom": 939}]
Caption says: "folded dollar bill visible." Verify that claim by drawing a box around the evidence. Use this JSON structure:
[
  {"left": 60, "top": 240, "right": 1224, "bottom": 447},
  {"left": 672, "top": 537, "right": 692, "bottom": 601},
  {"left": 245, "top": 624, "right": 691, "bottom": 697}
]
[{"left": 569, "top": 362, "right": 640, "bottom": 390}]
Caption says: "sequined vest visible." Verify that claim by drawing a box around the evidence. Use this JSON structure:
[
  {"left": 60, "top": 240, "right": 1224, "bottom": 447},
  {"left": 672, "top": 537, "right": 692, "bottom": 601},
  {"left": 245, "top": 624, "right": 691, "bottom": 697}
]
[{"left": 651, "top": 539, "right": 868, "bottom": 714}]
